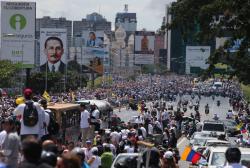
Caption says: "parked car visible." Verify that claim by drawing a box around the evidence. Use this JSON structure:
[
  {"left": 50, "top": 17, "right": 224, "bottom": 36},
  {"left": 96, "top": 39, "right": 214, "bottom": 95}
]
[
  {"left": 189, "top": 132, "right": 217, "bottom": 151},
  {"left": 201, "top": 120, "right": 227, "bottom": 137},
  {"left": 111, "top": 153, "right": 140, "bottom": 168},
  {"left": 199, "top": 146, "right": 250, "bottom": 168}
]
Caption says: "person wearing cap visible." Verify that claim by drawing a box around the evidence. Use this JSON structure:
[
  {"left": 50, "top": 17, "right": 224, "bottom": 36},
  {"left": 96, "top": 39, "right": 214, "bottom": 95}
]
[
  {"left": 13, "top": 88, "right": 45, "bottom": 140},
  {"left": 87, "top": 147, "right": 101, "bottom": 168},
  {"left": 83, "top": 140, "right": 93, "bottom": 161},
  {"left": 80, "top": 104, "right": 91, "bottom": 146},
  {"left": 0, "top": 117, "right": 20, "bottom": 168},
  {"left": 162, "top": 151, "right": 179, "bottom": 168}
]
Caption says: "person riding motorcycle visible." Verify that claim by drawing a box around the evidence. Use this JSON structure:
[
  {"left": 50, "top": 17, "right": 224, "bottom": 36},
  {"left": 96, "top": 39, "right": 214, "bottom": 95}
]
[
  {"left": 212, "top": 95, "right": 215, "bottom": 101},
  {"left": 213, "top": 113, "right": 219, "bottom": 120},
  {"left": 217, "top": 100, "right": 221, "bottom": 106},
  {"left": 195, "top": 111, "right": 200, "bottom": 122}
]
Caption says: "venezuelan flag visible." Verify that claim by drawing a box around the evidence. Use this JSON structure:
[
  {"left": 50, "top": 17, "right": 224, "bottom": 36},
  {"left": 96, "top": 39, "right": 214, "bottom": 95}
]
[
  {"left": 181, "top": 146, "right": 201, "bottom": 164},
  {"left": 236, "top": 122, "right": 243, "bottom": 131}
]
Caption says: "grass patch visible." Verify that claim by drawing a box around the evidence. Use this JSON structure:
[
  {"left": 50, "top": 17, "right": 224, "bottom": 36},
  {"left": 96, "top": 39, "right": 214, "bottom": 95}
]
[{"left": 241, "top": 84, "right": 250, "bottom": 102}]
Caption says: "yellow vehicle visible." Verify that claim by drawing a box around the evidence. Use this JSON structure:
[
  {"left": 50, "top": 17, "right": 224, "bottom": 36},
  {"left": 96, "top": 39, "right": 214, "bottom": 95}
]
[{"left": 47, "top": 103, "right": 80, "bottom": 143}]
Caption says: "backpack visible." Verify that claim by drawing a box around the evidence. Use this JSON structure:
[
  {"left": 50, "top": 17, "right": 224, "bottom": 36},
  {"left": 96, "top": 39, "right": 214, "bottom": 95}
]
[
  {"left": 45, "top": 111, "right": 59, "bottom": 135},
  {"left": 23, "top": 101, "right": 38, "bottom": 127}
]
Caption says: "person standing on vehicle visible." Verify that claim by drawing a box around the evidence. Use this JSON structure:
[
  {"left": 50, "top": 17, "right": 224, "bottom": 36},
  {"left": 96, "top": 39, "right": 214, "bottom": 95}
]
[
  {"left": 224, "top": 147, "right": 247, "bottom": 168},
  {"left": 80, "top": 104, "right": 90, "bottom": 146},
  {"left": 90, "top": 104, "right": 100, "bottom": 132}
]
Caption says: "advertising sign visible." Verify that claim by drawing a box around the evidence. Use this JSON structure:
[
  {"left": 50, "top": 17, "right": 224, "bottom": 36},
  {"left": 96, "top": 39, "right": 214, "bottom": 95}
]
[
  {"left": 40, "top": 28, "right": 67, "bottom": 74},
  {"left": 1, "top": 1, "right": 36, "bottom": 68},
  {"left": 82, "top": 30, "right": 104, "bottom": 48},
  {"left": 134, "top": 31, "right": 155, "bottom": 54},
  {"left": 186, "top": 46, "right": 210, "bottom": 74},
  {"left": 81, "top": 31, "right": 108, "bottom": 74},
  {"left": 134, "top": 54, "right": 154, "bottom": 65}
]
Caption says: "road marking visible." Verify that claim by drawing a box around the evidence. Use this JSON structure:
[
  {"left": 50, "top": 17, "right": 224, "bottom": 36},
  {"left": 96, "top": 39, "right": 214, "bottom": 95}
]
[{"left": 177, "top": 137, "right": 187, "bottom": 147}]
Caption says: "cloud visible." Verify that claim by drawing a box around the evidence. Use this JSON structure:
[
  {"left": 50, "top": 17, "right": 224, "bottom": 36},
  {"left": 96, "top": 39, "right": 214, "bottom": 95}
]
[{"left": 146, "top": 0, "right": 174, "bottom": 17}]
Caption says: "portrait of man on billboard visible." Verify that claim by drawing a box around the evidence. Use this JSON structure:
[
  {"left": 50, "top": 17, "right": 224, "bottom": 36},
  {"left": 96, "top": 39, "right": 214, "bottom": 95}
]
[
  {"left": 40, "top": 36, "right": 66, "bottom": 73},
  {"left": 86, "top": 31, "right": 103, "bottom": 48}
]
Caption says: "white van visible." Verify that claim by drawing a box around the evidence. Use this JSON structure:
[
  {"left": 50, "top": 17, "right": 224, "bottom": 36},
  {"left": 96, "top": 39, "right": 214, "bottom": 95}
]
[{"left": 212, "top": 82, "right": 223, "bottom": 89}]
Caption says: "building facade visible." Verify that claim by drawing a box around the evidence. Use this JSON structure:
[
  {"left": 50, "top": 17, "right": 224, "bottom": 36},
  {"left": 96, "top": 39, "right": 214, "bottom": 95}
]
[{"left": 115, "top": 5, "right": 137, "bottom": 32}]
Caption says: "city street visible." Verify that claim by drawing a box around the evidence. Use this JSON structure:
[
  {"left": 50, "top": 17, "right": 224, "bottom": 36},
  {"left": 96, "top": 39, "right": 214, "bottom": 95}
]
[{"left": 114, "top": 95, "right": 232, "bottom": 168}]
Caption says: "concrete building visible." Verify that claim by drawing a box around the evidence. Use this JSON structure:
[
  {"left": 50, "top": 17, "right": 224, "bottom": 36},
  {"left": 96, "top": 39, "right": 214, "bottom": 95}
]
[
  {"left": 73, "top": 12, "right": 111, "bottom": 37},
  {"left": 115, "top": 5, "right": 137, "bottom": 32},
  {"left": 164, "top": 4, "right": 215, "bottom": 75},
  {"left": 154, "top": 34, "right": 165, "bottom": 64}
]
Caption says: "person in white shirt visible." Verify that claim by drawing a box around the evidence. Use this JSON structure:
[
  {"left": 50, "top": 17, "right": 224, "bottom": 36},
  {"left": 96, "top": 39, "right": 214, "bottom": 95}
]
[
  {"left": 224, "top": 147, "right": 247, "bottom": 168},
  {"left": 91, "top": 104, "right": 101, "bottom": 132},
  {"left": 83, "top": 140, "right": 93, "bottom": 161},
  {"left": 161, "top": 109, "right": 169, "bottom": 129},
  {"left": 88, "top": 147, "right": 101, "bottom": 168},
  {"left": 13, "top": 88, "right": 45, "bottom": 140},
  {"left": 139, "top": 123, "right": 147, "bottom": 138},
  {"left": 80, "top": 104, "right": 90, "bottom": 145},
  {"left": 110, "top": 129, "right": 121, "bottom": 146},
  {"left": 40, "top": 99, "right": 51, "bottom": 140},
  {"left": 227, "top": 110, "right": 233, "bottom": 119},
  {"left": 148, "top": 123, "right": 153, "bottom": 137}
]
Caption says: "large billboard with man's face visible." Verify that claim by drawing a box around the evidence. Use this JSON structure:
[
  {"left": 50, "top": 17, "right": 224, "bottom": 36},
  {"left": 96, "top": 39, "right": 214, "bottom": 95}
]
[
  {"left": 134, "top": 31, "right": 155, "bottom": 64},
  {"left": 0, "top": 1, "right": 36, "bottom": 68},
  {"left": 40, "top": 28, "right": 67, "bottom": 74},
  {"left": 134, "top": 31, "right": 155, "bottom": 54}
]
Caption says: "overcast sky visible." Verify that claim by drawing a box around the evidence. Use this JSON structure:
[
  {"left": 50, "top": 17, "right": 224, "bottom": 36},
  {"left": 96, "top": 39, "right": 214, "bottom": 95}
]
[{"left": 1, "top": 0, "right": 174, "bottom": 31}]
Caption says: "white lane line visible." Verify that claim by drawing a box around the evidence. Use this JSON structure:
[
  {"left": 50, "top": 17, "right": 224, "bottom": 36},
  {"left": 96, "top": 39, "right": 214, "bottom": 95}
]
[{"left": 177, "top": 137, "right": 187, "bottom": 147}]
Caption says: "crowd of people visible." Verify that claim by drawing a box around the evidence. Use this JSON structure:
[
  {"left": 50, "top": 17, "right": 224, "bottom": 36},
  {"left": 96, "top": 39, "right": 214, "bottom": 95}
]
[{"left": 0, "top": 75, "right": 249, "bottom": 168}]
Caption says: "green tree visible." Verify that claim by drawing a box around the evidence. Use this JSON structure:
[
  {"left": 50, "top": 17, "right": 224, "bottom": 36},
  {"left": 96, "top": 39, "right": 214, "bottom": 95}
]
[
  {"left": 29, "top": 72, "right": 63, "bottom": 93},
  {"left": 0, "top": 60, "right": 20, "bottom": 88},
  {"left": 166, "top": 0, "right": 250, "bottom": 84}
]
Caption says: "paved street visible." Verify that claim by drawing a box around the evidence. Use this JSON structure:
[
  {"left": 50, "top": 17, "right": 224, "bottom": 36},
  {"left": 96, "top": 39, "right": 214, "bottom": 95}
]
[{"left": 114, "top": 95, "right": 232, "bottom": 167}]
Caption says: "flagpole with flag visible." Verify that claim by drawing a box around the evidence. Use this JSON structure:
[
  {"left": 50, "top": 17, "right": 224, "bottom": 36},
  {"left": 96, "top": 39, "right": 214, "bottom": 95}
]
[
  {"left": 42, "top": 90, "right": 51, "bottom": 102},
  {"left": 181, "top": 146, "right": 202, "bottom": 164}
]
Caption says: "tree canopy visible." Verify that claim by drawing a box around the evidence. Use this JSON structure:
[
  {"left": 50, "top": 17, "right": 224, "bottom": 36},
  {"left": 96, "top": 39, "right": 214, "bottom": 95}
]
[
  {"left": 0, "top": 60, "right": 20, "bottom": 88},
  {"left": 167, "top": 0, "right": 250, "bottom": 84}
]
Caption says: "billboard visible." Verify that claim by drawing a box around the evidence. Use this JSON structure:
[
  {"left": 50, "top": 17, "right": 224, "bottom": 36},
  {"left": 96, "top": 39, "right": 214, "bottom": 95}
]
[
  {"left": 40, "top": 28, "right": 67, "bottom": 74},
  {"left": 81, "top": 31, "right": 108, "bottom": 74},
  {"left": 134, "top": 54, "right": 154, "bottom": 65},
  {"left": 135, "top": 31, "right": 155, "bottom": 54},
  {"left": 82, "top": 30, "right": 104, "bottom": 48},
  {"left": 1, "top": 1, "right": 36, "bottom": 68},
  {"left": 186, "top": 46, "right": 210, "bottom": 74}
]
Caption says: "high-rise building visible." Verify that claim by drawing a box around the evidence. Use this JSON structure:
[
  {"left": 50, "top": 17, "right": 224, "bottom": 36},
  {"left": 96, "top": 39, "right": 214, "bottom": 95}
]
[
  {"left": 154, "top": 35, "right": 165, "bottom": 64},
  {"left": 115, "top": 5, "right": 137, "bottom": 32},
  {"left": 73, "top": 12, "right": 111, "bottom": 37}
]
